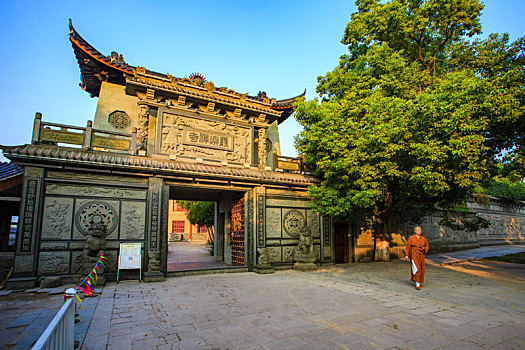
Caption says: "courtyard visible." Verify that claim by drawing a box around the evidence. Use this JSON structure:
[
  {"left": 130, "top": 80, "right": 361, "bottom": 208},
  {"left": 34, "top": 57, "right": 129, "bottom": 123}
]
[
  {"left": 2, "top": 246, "right": 524, "bottom": 350},
  {"left": 85, "top": 254, "right": 525, "bottom": 349}
]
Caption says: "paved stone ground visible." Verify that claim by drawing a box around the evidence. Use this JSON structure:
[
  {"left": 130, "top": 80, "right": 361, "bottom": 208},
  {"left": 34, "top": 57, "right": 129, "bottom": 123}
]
[
  {"left": 2, "top": 245, "right": 525, "bottom": 349},
  {"left": 427, "top": 244, "right": 525, "bottom": 265},
  {"left": 0, "top": 290, "right": 100, "bottom": 349},
  {"left": 167, "top": 241, "right": 236, "bottom": 272},
  {"left": 82, "top": 256, "right": 525, "bottom": 349}
]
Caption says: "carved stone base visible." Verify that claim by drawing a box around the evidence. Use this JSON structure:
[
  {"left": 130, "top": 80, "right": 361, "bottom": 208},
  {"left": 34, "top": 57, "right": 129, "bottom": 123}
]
[
  {"left": 253, "top": 265, "right": 275, "bottom": 274},
  {"left": 144, "top": 272, "right": 165, "bottom": 283},
  {"left": 293, "top": 262, "right": 317, "bottom": 271}
]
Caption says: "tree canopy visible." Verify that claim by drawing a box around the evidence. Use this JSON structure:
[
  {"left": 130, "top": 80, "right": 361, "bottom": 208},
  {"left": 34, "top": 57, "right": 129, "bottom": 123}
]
[
  {"left": 294, "top": 0, "right": 524, "bottom": 234},
  {"left": 177, "top": 201, "right": 215, "bottom": 243}
]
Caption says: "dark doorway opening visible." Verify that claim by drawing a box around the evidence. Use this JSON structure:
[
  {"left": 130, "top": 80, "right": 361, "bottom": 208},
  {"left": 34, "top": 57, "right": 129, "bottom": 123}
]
[{"left": 335, "top": 223, "right": 350, "bottom": 263}]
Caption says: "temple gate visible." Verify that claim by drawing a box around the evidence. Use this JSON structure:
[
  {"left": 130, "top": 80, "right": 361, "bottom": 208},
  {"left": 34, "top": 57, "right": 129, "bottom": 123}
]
[{"left": 1, "top": 21, "right": 333, "bottom": 288}]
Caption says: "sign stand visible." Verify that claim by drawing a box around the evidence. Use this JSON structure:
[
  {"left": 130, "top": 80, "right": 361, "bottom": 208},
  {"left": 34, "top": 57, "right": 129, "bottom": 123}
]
[{"left": 117, "top": 243, "right": 142, "bottom": 282}]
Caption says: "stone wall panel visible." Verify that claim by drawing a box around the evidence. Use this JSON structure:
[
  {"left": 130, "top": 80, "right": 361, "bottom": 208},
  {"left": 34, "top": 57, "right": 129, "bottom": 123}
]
[
  {"left": 38, "top": 251, "right": 69, "bottom": 275},
  {"left": 266, "top": 208, "right": 281, "bottom": 238},
  {"left": 41, "top": 197, "right": 74, "bottom": 240},
  {"left": 120, "top": 201, "right": 146, "bottom": 239}
]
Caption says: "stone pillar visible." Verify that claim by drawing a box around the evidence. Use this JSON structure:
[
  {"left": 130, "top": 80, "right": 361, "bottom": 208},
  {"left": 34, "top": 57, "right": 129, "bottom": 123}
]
[
  {"left": 144, "top": 177, "right": 165, "bottom": 282},
  {"left": 8, "top": 167, "right": 44, "bottom": 289},
  {"left": 253, "top": 186, "right": 274, "bottom": 273},
  {"left": 244, "top": 191, "right": 255, "bottom": 269},
  {"left": 321, "top": 217, "right": 333, "bottom": 263}
]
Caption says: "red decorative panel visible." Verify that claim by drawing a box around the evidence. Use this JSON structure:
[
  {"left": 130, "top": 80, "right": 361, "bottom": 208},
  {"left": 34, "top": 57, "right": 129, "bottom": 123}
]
[{"left": 231, "top": 196, "right": 245, "bottom": 266}]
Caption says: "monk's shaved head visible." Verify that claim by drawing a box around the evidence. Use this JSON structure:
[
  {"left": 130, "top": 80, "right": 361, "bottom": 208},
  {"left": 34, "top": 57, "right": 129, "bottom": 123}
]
[{"left": 414, "top": 226, "right": 422, "bottom": 234}]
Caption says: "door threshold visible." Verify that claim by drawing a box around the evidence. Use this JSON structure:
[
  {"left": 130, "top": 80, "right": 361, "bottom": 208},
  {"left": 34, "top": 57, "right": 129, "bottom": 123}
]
[{"left": 166, "top": 266, "right": 248, "bottom": 278}]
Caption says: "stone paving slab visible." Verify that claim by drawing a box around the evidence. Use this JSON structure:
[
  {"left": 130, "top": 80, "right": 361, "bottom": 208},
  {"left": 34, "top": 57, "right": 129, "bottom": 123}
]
[
  {"left": 426, "top": 244, "right": 525, "bottom": 265},
  {"left": 78, "top": 256, "right": 525, "bottom": 350}
]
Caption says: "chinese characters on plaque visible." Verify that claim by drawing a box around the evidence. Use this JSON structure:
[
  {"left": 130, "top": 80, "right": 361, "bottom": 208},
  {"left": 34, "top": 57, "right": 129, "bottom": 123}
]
[{"left": 182, "top": 128, "right": 234, "bottom": 151}]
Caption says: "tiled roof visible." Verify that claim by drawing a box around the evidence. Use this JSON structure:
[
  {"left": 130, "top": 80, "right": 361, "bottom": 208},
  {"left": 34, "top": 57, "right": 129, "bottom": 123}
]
[
  {"left": 0, "top": 162, "right": 23, "bottom": 181},
  {"left": 0, "top": 145, "right": 318, "bottom": 187},
  {"left": 68, "top": 20, "right": 304, "bottom": 122}
]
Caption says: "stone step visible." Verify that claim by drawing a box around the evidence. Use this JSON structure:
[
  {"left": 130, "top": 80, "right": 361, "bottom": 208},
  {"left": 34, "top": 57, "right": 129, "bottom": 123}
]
[{"left": 166, "top": 266, "right": 248, "bottom": 278}]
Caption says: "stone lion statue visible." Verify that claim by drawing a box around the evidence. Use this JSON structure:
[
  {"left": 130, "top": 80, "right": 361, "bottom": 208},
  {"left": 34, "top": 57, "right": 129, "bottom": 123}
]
[{"left": 295, "top": 226, "right": 315, "bottom": 263}]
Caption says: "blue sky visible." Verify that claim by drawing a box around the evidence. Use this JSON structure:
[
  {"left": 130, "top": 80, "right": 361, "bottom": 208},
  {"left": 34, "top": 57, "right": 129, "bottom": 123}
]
[{"left": 0, "top": 0, "right": 523, "bottom": 162}]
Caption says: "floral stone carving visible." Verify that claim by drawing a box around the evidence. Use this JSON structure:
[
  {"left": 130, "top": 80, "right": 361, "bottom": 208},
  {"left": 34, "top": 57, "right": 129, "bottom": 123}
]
[
  {"left": 75, "top": 200, "right": 118, "bottom": 237},
  {"left": 108, "top": 110, "right": 131, "bottom": 129},
  {"left": 283, "top": 209, "right": 306, "bottom": 237}
]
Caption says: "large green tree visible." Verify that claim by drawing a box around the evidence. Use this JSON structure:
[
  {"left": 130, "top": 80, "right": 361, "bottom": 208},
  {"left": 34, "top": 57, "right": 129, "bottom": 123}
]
[
  {"left": 295, "top": 0, "right": 524, "bottom": 235},
  {"left": 177, "top": 201, "right": 215, "bottom": 243}
]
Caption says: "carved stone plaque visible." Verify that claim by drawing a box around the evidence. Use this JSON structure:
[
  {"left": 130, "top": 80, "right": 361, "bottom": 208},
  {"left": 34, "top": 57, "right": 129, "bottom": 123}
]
[
  {"left": 74, "top": 200, "right": 118, "bottom": 237},
  {"left": 159, "top": 111, "right": 252, "bottom": 164},
  {"left": 42, "top": 197, "right": 74, "bottom": 240},
  {"left": 120, "top": 201, "right": 146, "bottom": 239},
  {"left": 283, "top": 209, "right": 306, "bottom": 237},
  {"left": 92, "top": 136, "right": 130, "bottom": 150},
  {"left": 182, "top": 127, "right": 233, "bottom": 151},
  {"left": 108, "top": 110, "right": 131, "bottom": 129},
  {"left": 307, "top": 210, "right": 320, "bottom": 238},
  {"left": 39, "top": 251, "right": 69, "bottom": 275},
  {"left": 46, "top": 184, "right": 146, "bottom": 200},
  {"left": 41, "top": 129, "right": 84, "bottom": 145},
  {"left": 266, "top": 208, "right": 281, "bottom": 238}
]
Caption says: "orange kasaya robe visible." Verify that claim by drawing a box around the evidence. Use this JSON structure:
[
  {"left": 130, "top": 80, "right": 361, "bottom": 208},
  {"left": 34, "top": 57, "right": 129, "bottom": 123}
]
[{"left": 405, "top": 234, "right": 429, "bottom": 283}]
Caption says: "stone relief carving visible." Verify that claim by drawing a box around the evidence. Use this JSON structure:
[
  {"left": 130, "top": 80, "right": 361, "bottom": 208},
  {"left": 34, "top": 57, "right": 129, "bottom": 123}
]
[
  {"left": 159, "top": 112, "right": 252, "bottom": 163},
  {"left": 148, "top": 250, "right": 160, "bottom": 272},
  {"left": 267, "top": 247, "right": 281, "bottom": 263},
  {"left": 72, "top": 252, "right": 83, "bottom": 274},
  {"left": 137, "top": 104, "right": 150, "bottom": 150},
  {"left": 257, "top": 128, "right": 267, "bottom": 169},
  {"left": 39, "top": 252, "right": 69, "bottom": 274},
  {"left": 46, "top": 171, "right": 147, "bottom": 184},
  {"left": 46, "top": 184, "right": 146, "bottom": 200},
  {"left": 266, "top": 208, "right": 281, "bottom": 238},
  {"left": 257, "top": 248, "right": 270, "bottom": 266},
  {"left": 42, "top": 198, "right": 73, "bottom": 239},
  {"left": 307, "top": 210, "right": 320, "bottom": 238},
  {"left": 283, "top": 247, "right": 295, "bottom": 262},
  {"left": 75, "top": 200, "right": 118, "bottom": 236},
  {"left": 120, "top": 202, "right": 146, "bottom": 239},
  {"left": 283, "top": 209, "right": 306, "bottom": 237},
  {"left": 108, "top": 110, "right": 131, "bottom": 129},
  {"left": 40, "top": 242, "right": 68, "bottom": 250}
]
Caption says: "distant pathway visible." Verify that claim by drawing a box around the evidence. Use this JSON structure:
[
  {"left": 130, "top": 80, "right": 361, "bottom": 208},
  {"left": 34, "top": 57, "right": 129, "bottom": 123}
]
[{"left": 426, "top": 244, "right": 525, "bottom": 266}]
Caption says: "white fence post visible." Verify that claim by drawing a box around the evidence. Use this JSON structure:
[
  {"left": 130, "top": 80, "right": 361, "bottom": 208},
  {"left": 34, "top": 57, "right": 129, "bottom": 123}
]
[{"left": 31, "top": 297, "right": 75, "bottom": 350}]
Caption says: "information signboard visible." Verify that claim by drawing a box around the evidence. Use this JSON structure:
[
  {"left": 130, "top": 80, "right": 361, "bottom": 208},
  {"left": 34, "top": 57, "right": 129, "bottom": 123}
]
[{"left": 117, "top": 243, "right": 142, "bottom": 282}]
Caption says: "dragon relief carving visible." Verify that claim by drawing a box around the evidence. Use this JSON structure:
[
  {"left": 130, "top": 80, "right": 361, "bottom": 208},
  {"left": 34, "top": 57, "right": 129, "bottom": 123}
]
[
  {"left": 43, "top": 199, "right": 71, "bottom": 239},
  {"left": 123, "top": 207, "right": 144, "bottom": 239}
]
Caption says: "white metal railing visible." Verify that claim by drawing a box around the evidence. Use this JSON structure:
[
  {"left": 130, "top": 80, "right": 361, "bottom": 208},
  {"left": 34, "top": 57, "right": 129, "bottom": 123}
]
[{"left": 32, "top": 298, "right": 75, "bottom": 350}]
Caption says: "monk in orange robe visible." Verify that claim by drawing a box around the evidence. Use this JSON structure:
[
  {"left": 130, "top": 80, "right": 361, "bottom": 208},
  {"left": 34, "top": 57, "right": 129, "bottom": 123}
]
[{"left": 404, "top": 226, "right": 429, "bottom": 289}]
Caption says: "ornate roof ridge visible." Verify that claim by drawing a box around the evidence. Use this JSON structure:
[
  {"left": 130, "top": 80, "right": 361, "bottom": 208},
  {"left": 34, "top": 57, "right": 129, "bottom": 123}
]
[
  {"left": 1, "top": 144, "right": 319, "bottom": 186},
  {"left": 68, "top": 20, "right": 304, "bottom": 119}
]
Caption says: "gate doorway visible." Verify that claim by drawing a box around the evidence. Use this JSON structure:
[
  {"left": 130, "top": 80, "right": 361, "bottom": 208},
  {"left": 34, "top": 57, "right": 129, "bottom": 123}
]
[
  {"left": 165, "top": 185, "right": 247, "bottom": 273},
  {"left": 334, "top": 223, "right": 350, "bottom": 263}
]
